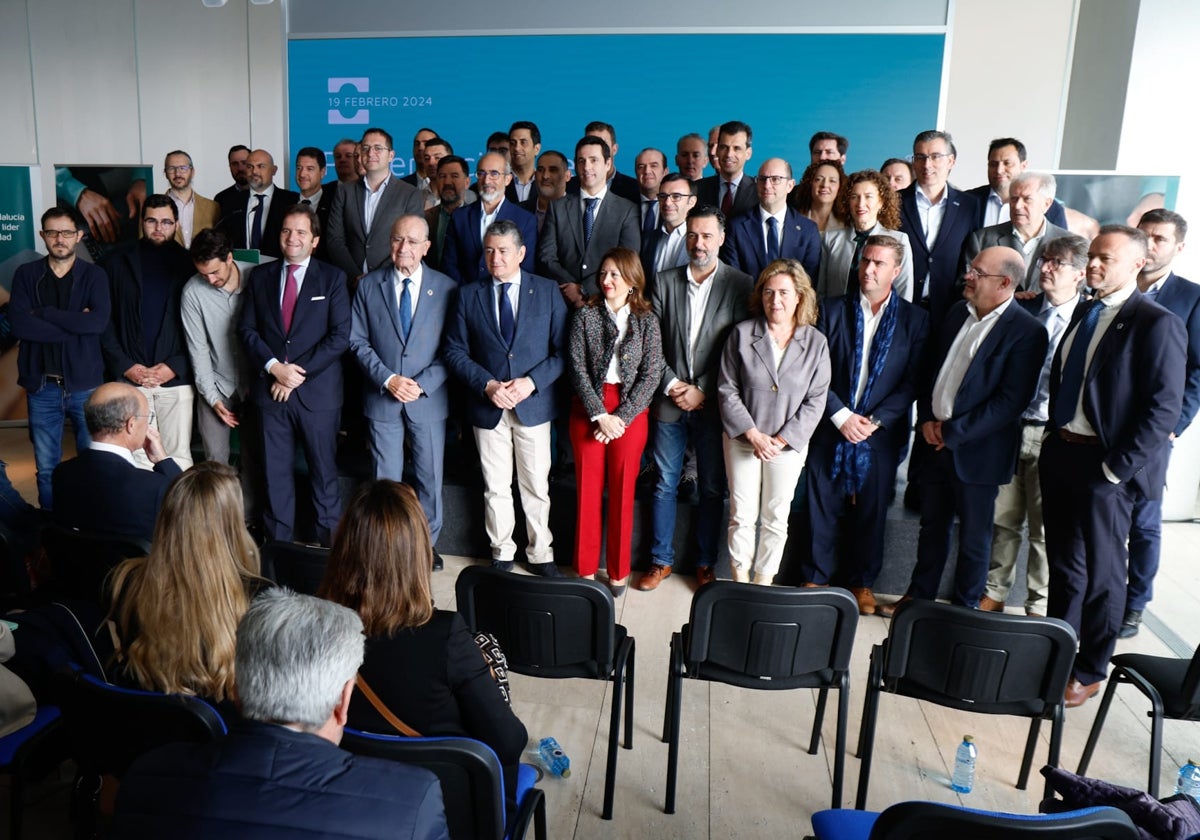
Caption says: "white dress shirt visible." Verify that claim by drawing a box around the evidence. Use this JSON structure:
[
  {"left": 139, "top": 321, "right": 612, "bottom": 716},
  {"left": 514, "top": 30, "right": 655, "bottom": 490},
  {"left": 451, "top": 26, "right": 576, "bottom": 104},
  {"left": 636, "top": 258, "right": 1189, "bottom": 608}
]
[
  {"left": 169, "top": 190, "right": 196, "bottom": 247},
  {"left": 1059, "top": 281, "right": 1137, "bottom": 437},
  {"left": 603, "top": 303, "right": 632, "bottom": 384},
  {"left": 362, "top": 176, "right": 389, "bottom": 236},
  {"left": 491, "top": 271, "right": 522, "bottom": 325},
  {"left": 393, "top": 262, "right": 424, "bottom": 321},
  {"left": 931, "top": 296, "right": 1014, "bottom": 420},
  {"left": 245, "top": 184, "right": 276, "bottom": 249},
  {"left": 832, "top": 292, "right": 892, "bottom": 429},
  {"left": 479, "top": 198, "right": 505, "bottom": 243},
  {"left": 90, "top": 440, "right": 137, "bottom": 466},
  {"left": 265, "top": 256, "right": 313, "bottom": 372},
  {"left": 983, "top": 189, "right": 1011, "bottom": 227},
  {"left": 654, "top": 225, "right": 688, "bottom": 274}
]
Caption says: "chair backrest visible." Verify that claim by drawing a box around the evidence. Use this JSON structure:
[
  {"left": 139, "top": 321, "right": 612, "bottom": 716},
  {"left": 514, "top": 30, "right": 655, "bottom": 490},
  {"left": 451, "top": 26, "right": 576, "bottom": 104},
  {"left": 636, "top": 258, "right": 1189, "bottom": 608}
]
[
  {"left": 456, "top": 565, "right": 617, "bottom": 679},
  {"left": 341, "top": 729, "right": 506, "bottom": 840},
  {"left": 58, "top": 670, "right": 227, "bottom": 778},
  {"left": 868, "top": 801, "right": 1138, "bottom": 839},
  {"left": 40, "top": 523, "right": 150, "bottom": 603},
  {"left": 1178, "top": 644, "right": 1200, "bottom": 715},
  {"left": 685, "top": 583, "right": 859, "bottom": 690},
  {"left": 883, "top": 601, "right": 1078, "bottom": 716},
  {"left": 260, "top": 540, "right": 330, "bottom": 596}
]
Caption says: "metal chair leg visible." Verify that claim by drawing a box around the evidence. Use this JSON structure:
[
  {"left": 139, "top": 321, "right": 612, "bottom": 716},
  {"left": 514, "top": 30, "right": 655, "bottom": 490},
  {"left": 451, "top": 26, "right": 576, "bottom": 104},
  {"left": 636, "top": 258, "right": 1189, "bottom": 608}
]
[
  {"left": 1077, "top": 674, "right": 1122, "bottom": 776},
  {"left": 832, "top": 673, "right": 849, "bottom": 808},
  {"left": 1017, "top": 716, "right": 1041, "bottom": 789},
  {"left": 810, "top": 687, "right": 829, "bottom": 755},
  {"left": 624, "top": 641, "right": 635, "bottom": 750}
]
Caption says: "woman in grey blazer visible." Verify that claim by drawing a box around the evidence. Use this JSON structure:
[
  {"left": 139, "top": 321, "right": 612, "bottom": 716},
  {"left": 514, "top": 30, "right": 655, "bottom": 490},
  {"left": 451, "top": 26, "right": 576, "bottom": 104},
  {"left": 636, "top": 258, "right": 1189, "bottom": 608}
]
[
  {"left": 817, "top": 169, "right": 913, "bottom": 301},
  {"left": 718, "top": 259, "right": 831, "bottom": 584}
]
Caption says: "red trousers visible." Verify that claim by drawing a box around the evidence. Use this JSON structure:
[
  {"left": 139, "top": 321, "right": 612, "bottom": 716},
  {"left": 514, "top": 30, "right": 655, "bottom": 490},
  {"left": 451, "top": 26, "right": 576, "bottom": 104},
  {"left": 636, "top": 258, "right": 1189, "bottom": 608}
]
[{"left": 569, "top": 385, "right": 648, "bottom": 580}]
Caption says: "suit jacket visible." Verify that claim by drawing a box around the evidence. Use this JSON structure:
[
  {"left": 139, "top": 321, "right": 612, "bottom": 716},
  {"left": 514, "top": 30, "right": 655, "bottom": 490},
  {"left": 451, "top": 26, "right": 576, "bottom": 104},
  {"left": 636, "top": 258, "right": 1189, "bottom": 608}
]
[
  {"left": 651, "top": 261, "right": 755, "bottom": 422},
  {"left": 960, "top": 219, "right": 1069, "bottom": 291},
  {"left": 717, "top": 318, "right": 831, "bottom": 448},
  {"left": 696, "top": 174, "right": 757, "bottom": 218},
  {"left": 536, "top": 193, "right": 640, "bottom": 296},
  {"left": 566, "top": 170, "right": 641, "bottom": 204},
  {"left": 213, "top": 183, "right": 245, "bottom": 225},
  {"left": 442, "top": 270, "right": 568, "bottom": 430},
  {"left": 349, "top": 263, "right": 456, "bottom": 423},
  {"left": 1048, "top": 290, "right": 1186, "bottom": 499},
  {"left": 818, "top": 224, "right": 915, "bottom": 301},
  {"left": 301, "top": 181, "right": 339, "bottom": 262},
  {"left": 812, "top": 292, "right": 930, "bottom": 457},
  {"left": 1152, "top": 272, "right": 1200, "bottom": 436},
  {"left": 220, "top": 186, "right": 302, "bottom": 259},
  {"left": 898, "top": 184, "right": 981, "bottom": 326},
  {"left": 965, "top": 184, "right": 1069, "bottom": 230},
  {"left": 566, "top": 304, "right": 664, "bottom": 424},
  {"left": 424, "top": 204, "right": 453, "bottom": 271},
  {"left": 326, "top": 178, "right": 425, "bottom": 279},
  {"left": 173, "top": 193, "right": 220, "bottom": 247},
  {"left": 442, "top": 200, "right": 538, "bottom": 285},
  {"left": 52, "top": 449, "right": 182, "bottom": 543},
  {"left": 918, "top": 299, "right": 1048, "bottom": 485},
  {"left": 238, "top": 258, "right": 351, "bottom": 412},
  {"left": 721, "top": 207, "right": 820, "bottom": 284}
]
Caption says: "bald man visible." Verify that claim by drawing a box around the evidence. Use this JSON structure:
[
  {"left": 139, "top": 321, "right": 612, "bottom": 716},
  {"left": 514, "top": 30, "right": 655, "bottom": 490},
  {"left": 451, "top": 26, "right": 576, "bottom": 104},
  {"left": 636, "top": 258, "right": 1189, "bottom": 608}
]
[{"left": 220, "top": 149, "right": 300, "bottom": 259}]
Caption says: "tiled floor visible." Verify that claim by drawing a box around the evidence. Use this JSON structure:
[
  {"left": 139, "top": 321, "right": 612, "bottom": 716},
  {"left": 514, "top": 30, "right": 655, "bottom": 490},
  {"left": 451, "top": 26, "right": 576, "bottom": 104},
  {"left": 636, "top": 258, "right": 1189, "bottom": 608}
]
[{"left": 2, "top": 426, "right": 1199, "bottom": 838}]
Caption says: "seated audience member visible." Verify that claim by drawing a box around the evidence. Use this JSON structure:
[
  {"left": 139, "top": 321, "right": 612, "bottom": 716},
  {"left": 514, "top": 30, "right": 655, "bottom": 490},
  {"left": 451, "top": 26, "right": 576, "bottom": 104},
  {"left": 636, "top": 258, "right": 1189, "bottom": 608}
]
[
  {"left": 880, "top": 158, "right": 914, "bottom": 193},
  {"left": 318, "top": 480, "right": 528, "bottom": 807},
  {"left": 566, "top": 247, "right": 664, "bottom": 594},
  {"left": 105, "top": 462, "right": 264, "bottom": 719},
  {"left": 114, "top": 589, "right": 449, "bottom": 839},
  {"left": 818, "top": 169, "right": 913, "bottom": 300},
  {"left": 52, "top": 382, "right": 183, "bottom": 543},
  {"left": 790, "top": 160, "right": 848, "bottom": 233},
  {"left": 717, "top": 259, "right": 830, "bottom": 584}
]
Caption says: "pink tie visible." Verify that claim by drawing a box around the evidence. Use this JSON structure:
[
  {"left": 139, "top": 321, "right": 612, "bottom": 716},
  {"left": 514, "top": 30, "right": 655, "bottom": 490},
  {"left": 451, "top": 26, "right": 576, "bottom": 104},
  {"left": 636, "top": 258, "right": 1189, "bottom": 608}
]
[{"left": 281, "top": 264, "right": 299, "bottom": 334}]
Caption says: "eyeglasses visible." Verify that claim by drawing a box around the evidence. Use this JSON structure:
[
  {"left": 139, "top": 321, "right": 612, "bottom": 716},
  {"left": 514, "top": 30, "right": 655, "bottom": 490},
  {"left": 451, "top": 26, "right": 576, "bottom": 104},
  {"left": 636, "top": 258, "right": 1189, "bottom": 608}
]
[
  {"left": 41, "top": 229, "right": 79, "bottom": 239},
  {"left": 1040, "top": 257, "right": 1081, "bottom": 271},
  {"left": 964, "top": 267, "right": 1008, "bottom": 282},
  {"left": 164, "top": 164, "right": 192, "bottom": 174},
  {"left": 360, "top": 144, "right": 391, "bottom": 154},
  {"left": 912, "top": 153, "right": 951, "bottom": 163},
  {"left": 476, "top": 169, "right": 506, "bottom": 181},
  {"left": 657, "top": 192, "right": 692, "bottom": 203},
  {"left": 390, "top": 236, "right": 427, "bottom": 246},
  {"left": 135, "top": 410, "right": 157, "bottom": 423},
  {"left": 758, "top": 175, "right": 790, "bottom": 186},
  {"left": 144, "top": 219, "right": 176, "bottom": 228}
]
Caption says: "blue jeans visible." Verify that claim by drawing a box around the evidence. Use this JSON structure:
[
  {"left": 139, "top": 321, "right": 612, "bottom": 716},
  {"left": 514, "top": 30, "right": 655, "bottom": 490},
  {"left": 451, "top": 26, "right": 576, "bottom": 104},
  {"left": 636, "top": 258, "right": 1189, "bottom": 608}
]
[
  {"left": 27, "top": 382, "right": 93, "bottom": 510},
  {"left": 650, "top": 410, "right": 726, "bottom": 568}
]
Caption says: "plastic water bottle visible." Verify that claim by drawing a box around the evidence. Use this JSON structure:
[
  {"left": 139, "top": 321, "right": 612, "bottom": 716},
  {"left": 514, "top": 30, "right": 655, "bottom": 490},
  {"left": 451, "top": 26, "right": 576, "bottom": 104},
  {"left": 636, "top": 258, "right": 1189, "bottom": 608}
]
[
  {"left": 538, "top": 737, "right": 571, "bottom": 778},
  {"left": 950, "top": 735, "right": 977, "bottom": 793},
  {"left": 1175, "top": 759, "right": 1200, "bottom": 797}
]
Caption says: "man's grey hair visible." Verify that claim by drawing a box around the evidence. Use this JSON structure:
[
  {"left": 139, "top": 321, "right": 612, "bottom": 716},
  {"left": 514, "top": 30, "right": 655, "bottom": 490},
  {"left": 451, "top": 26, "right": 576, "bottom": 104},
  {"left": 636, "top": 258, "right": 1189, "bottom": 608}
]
[
  {"left": 84, "top": 389, "right": 139, "bottom": 437},
  {"left": 485, "top": 218, "right": 524, "bottom": 249},
  {"left": 999, "top": 254, "right": 1027, "bottom": 287},
  {"left": 1012, "top": 170, "right": 1057, "bottom": 201},
  {"left": 235, "top": 589, "right": 365, "bottom": 730}
]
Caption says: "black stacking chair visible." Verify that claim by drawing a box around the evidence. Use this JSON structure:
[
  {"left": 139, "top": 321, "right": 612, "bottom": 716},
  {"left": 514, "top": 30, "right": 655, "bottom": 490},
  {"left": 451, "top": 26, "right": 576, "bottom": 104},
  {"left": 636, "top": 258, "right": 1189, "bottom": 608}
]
[
  {"left": 0, "top": 705, "right": 70, "bottom": 840},
  {"left": 855, "top": 600, "right": 1077, "bottom": 810},
  {"left": 39, "top": 524, "right": 149, "bottom": 605},
  {"left": 260, "top": 540, "right": 330, "bottom": 594},
  {"left": 811, "top": 800, "right": 1137, "bottom": 839},
  {"left": 455, "top": 565, "right": 633, "bottom": 820},
  {"left": 662, "top": 583, "right": 858, "bottom": 812},
  {"left": 1077, "top": 645, "right": 1200, "bottom": 796},
  {"left": 342, "top": 730, "right": 546, "bottom": 840}
]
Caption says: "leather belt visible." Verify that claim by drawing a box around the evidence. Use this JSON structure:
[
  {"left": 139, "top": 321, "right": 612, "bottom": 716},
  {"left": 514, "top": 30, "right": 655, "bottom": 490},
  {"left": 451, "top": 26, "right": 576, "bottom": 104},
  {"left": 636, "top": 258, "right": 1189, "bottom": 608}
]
[
  {"left": 1058, "top": 429, "right": 1100, "bottom": 445},
  {"left": 43, "top": 374, "right": 64, "bottom": 386},
  {"left": 1022, "top": 419, "right": 1047, "bottom": 427}
]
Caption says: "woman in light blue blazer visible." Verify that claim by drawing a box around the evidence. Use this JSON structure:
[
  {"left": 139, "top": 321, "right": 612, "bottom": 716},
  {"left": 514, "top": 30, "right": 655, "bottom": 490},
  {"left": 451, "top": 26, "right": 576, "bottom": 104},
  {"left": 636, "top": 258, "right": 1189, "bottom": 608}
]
[{"left": 817, "top": 169, "right": 913, "bottom": 301}]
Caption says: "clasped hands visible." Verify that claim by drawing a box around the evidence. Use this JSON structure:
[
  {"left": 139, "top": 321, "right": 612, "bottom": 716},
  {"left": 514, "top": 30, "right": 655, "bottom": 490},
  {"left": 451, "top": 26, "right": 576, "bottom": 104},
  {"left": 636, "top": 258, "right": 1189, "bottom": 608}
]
[
  {"left": 593, "top": 413, "right": 626, "bottom": 444},
  {"left": 269, "top": 361, "right": 307, "bottom": 402},
  {"left": 921, "top": 420, "right": 946, "bottom": 451},
  {"left": 125, "top": 363, "right": 176, "bottom": 389},
  {"left": 744, "top": 428, "right": 788, "bottom": 461},
  {"left": 386, "top": 375, "right": 422, "bottom": 403},
  {"left": 667, "top": 382, "right": 704, "bottom": 412},
  {"left": 839, "top": 413, "right": 879, "bottom": 444},
  {"left": 485, "top": 377, "right": 535, "bottom": 410}
]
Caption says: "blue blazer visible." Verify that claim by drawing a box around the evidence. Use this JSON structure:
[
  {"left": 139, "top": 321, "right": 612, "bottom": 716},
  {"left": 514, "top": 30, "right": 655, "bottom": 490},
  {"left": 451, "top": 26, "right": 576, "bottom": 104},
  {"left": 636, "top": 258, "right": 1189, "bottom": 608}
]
[
  {"left": 443, "top": 271, "right": 568, "bottom": 430},
  {"left": 441, "top": 200, "right": 537, "bottom": 285},
  {"left": 52, "top": 449, "right": 182, "bottom": 543},
  {"left": 350, "top": 263, "right": 457, "bottom": 423},
  {"left": 238, "top": 258, "right": 351, "bottom": 412},
  {"left": 898, "top": 184, "right": 981, "bottom": 327},
  {"left": 721, "top": 207, "right": 820, "bottom": 282},
  {"left": 1153, "top": 273, "right": 1200, "bottom": 436},
  {"left": 918, "top": 299, "right": 1048, "bottom": 485}
]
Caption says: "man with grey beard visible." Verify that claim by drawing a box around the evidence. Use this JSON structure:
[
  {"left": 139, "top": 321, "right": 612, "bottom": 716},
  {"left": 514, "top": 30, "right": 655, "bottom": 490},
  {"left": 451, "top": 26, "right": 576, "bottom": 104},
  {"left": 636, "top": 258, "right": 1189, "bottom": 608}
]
[{"left": 441, "top": 151, "right": 537, "bottom": 285}]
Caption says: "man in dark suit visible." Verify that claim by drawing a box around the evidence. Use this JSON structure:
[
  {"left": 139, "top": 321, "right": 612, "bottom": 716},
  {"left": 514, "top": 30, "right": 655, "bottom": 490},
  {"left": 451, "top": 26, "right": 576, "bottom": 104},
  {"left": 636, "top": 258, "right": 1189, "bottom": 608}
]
[
  {"left": 721, "top": 157, "right": 820, "bottom": 281},
  {"left": 564, "top": 121, "right": 641, "bottom": 204},
  {"left": 537, "top": 135, "right": 640, "bottom": 307},
  {"left": 219, "top": 149, "right": 300, "bottom": 260},
  {"left": 213, "top": 144, "right": 250, "bottom": 223},
  {"left": 326, "top": 128, "right": 425, "bottom": 285},
  {"left": 633, "top": 148, "right": 668, "bottom": 241},
  {"left": 350, "top": 214, "right": 456, "bottom": 548},
  {"left": 294, "top": 146, "right": 337, "bottom": 262},
  {"left": 964, "top": 138, "right": 1068, "bottom": 230},
  {"left": 443, "top": 151, "right": 537, "bottom": 285},
  {"left": 424, "top": 155, "right": 473, "bottom": 271},
  {"left": 238, "top": 204, "right": 350, "bottom": 545},
  {"left": 505, "top": 120, "right": 541, "bottom": 205},
  {"left": 638, "top": 205, "right": 754, "bottom": 591},
  {"left": 52, "top": 382, "right": 183, "bottom": 543},
  {"left": 399, "top": 127, "right": 437, "bottom": 191},
  {"left": 641, "top": 171, "right": 696, "bottom": 289},
  {"left": 879, "top": 246, "right": 1048, "bottom": 616},
  {"left": 961, "top": 172, "right": 1069, "bottom": 291},
  {"left": 521, "top": 150, "right": 571, "bottom": 233},
  {"left": 444, "top": 219, "right": 568, "bottom": 576},
  {"left": 696, "top": 120, "right": 758, "bottom": 218},
  {"left": 805, "top": 236, "right": 929, "bottom": 615},
  {"left": 1119, "top": 210, "right": 1200, "bottom": 637},
  {"left": 1041, "top": 225, "right": 1186, "bottom": 707}
]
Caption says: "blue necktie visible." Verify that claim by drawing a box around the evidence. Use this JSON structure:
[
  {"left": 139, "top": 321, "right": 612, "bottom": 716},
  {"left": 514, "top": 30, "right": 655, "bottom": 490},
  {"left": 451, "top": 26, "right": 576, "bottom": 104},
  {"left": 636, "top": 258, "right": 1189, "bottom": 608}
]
[
  {"left": 399, "top": 278, "right": 412, "bottom": 341},
  {"left": 766, "top": 216, "right": 780, "bottom": 263},
  {"left": 584, "top": 198, "right": 598, "bottom": 244},
  {"left": 250, "top": 194, "right": 265, "bottom": 250},
  {"left": 497, "top": 283, "right": 514, "bottom": 346},
  {"left": 1053, "top": 300, "right": 1104, "bottom": 429},
  {"left": 1145, "top": 286, "right": 1159, "bottom": 302},
  {"left": 642, "top": 200, "right": 656, "bottom": 236}
]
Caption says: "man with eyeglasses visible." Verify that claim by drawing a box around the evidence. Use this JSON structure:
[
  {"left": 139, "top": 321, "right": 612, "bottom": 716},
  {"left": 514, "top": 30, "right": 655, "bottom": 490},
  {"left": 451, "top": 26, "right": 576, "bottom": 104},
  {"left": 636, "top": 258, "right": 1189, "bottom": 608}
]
[
  {"left": 642, "top": 172, "right": 695, "bottom": 286},
  {"left": 961, "top": 171, "right": 1069, "bottom": 292},
  {"left": 442, "top": 151, "right": 537, "bottom": 286},
  {"left": 9, "top": 207, "right": 111, "bottom": 509},
  {"left": 327, "top": 127, "right": 424, "bottom": 287},
  {"left": 161, "top": 150, "right": 219, "bottom": 248},
  {"left": 100, "top": 194, "right": 196, "bottom": 469},
  {"left": 721, "top": 158, "right": 820, "bottom": 281}
]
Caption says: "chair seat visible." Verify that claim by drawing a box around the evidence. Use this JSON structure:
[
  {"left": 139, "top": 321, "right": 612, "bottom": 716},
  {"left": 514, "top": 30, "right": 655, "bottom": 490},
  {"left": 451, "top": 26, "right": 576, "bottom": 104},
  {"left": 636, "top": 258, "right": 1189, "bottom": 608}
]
[
  {"left": 1110, "top": 653, "right": 1198, "bottom": 719},
  {"left": 0, "top": 705, "right": 60, "bottom": 766},
  {"left": 810, "top": 807, "right": 880, "bottom": 840},
  {"left": 516, "top": 762, "right": 538, "bottom": 803}
]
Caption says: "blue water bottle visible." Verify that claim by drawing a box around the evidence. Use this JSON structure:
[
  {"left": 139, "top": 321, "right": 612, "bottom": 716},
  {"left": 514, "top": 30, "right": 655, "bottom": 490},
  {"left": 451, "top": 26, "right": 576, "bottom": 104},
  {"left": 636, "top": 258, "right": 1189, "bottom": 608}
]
[
  {"left": 1175, "top": 759, "right": 1200, "bottom": 797},
  {"left": 538, "top": 737, "right": 571, "bottom": 778},
  {"left": 950, "top": 735, "right": 976, "bottom": 793}
]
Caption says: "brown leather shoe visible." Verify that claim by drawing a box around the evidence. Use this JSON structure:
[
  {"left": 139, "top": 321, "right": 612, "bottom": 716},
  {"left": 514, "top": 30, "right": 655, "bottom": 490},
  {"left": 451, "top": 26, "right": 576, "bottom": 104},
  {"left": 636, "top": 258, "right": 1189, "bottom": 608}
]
[
  {"left": 635, "top": 564, "right": 672, "bottom": 591},
  {"left": 876, "top": 595, "right": 912, "bottom": 618},
  {"left": 850, "top": 587, "right": 877, "bottom": 615},
  {"left": 1064, "top": 678, "right": 1103, "bottom": 708},
  {"left": 978, "top": 596, "right": 1005, "bottom": 612},
  {"left": 695, "top": 566, "right": 717, "bottom": 587},
  {"left": 802, "top": 582, "right": 829, "bottom": 588}
]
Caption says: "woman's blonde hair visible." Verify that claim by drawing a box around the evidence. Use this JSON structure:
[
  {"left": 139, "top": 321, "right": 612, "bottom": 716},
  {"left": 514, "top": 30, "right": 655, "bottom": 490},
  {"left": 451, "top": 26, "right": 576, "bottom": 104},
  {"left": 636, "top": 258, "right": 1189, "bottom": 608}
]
[{"left": 750, "top": 259, "right": 819, "bottom": 328}]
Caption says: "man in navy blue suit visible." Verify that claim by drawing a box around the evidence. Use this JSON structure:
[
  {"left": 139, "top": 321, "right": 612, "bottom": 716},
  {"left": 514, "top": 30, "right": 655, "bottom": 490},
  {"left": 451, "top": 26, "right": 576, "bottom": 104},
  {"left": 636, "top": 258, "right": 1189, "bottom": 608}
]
[
  {"left": 880, "top": 246, "right": 1048, "bottom": 616},
  {"left": 238, "top": 204, "right": 350, "bottom": 545},
  {"left": 1041, "top": 225, "right": 1186, "bottom": 707},
  {"left": 964, "top": 138, "right": 1068, "bottom": 230},
  {"left": 443, "top": 219, "right": 568, "bottom": 576},
  {"left": 805, "top": 236, "right": 929, "bottom": 615},
  {"left": 1118, "top": 210, "right": 1200, "bottom": 638},
  {"left": 442, "top": 151, "right": 537, "bottom": 285},
  {"left": 721, "top": 157, "right": 820, "bottom": 282}
]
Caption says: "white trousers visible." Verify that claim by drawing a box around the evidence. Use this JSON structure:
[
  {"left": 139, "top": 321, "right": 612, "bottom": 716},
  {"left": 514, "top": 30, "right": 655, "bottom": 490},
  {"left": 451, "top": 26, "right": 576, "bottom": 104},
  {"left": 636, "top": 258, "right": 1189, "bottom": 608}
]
[
  {"left": 724, "top": 434, "right": 806, "bottom": 584},
  {"left": 474, "top": 411, "right": 554, "bottom": 564},
  {"left": 131, "top": 385, "right": 194, "bottom": 470}
]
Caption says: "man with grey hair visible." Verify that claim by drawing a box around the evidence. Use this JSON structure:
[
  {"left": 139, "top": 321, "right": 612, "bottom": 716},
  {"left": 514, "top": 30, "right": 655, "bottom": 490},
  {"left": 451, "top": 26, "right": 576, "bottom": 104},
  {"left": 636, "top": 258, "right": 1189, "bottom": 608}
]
[
  {"left": 961, "top": 171, "right": 1069, "bottom": 291},
  {"left": 442, "top": 150, "right": 537, "bottom": 285},
  {"left": 114, "top": 590, "right": 449, "bottom": 839}
]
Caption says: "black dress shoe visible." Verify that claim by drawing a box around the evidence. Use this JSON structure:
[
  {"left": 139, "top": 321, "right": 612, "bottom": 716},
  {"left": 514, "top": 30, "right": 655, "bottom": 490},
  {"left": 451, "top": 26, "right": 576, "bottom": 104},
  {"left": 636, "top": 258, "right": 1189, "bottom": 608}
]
[
  {"left": 432, "top": 550, "right": 444, "bottom": 572},
  {"left": 492, "top": 559, "right": 515, "bottom": 572},
  {"left": 1118, "top": 609, "right": 1143, "bottom": 639},
  {"left": 528, "top": 562, "right": 563, "bottom": 578}
]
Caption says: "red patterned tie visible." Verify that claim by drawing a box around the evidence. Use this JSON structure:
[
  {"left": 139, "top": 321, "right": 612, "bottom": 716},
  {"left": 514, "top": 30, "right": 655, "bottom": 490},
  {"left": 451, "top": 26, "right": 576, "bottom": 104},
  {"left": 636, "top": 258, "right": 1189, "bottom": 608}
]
[
  {"left": 282, "top": 264, "right": 299, "bottom": 333},
  {"left": 721, "top": 181, "right": 734, "bottom": 215}
]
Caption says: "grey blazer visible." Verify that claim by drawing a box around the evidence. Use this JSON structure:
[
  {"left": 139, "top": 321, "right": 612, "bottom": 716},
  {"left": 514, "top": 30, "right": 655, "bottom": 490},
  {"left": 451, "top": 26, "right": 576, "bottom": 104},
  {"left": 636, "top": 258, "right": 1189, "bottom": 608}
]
[
  {"left": 536, "top": 193, "right": 641, "bottom": 296},
  {"left": 651, "top": 261, "right": 754, "bottom": 422},
  {"left": 717, "top": 317, "right": 831, "bottom": 447},
  {"left": 326, "top": 177, "right": 425, "bottom": 280},
  {"left": 818, "top": 223, "right": 914, "bottom": 301},
  {"left": 960, "top": 219, "right": 1069, "bottom": 291}
]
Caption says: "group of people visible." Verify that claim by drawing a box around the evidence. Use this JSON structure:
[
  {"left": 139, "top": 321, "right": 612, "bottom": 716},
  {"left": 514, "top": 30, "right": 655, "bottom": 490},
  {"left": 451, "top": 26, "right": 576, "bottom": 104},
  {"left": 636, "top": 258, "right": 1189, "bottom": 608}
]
[{"left": 8, "top": 117, "right": 1198, "bottom": 716}]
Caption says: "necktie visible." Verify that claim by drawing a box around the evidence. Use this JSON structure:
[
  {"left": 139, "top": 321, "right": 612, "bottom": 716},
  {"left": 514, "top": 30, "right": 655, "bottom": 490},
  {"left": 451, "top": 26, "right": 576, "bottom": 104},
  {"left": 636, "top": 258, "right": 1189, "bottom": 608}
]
[
  {"left": 1053, "top": 300, "right": 1104, "bottom": 428},
  {"left": 399, "top": 277, "right": 413, "bottom": 341},
  {"left": 765, "top": 216, "right": 780, "bottom": 263},
  {"left": 849, "top": 230, "right": 870, "bottom": 286},
  {"left": 584, "top": 198, "right": 598, "bottom": 244},
  {"left": 497, "top": 283, "right": 515, "bottom": 346},
  {"left": 281, "top": 264, "right": 299, "bottom": 335},
  {"left": 250, "top": 194, "right": 265, "bottom": 250},
  {"left": 301, "top": 198, "right": 312, "bottom": 206},
  {"left": 642, "top": 200, "right": 656, "bottom": 236},
  {"left": 721, "top": 182, "right": 734, "bottom": 215},
  {"left": 1145, "top": 286, "right": 1159, "bottom": 302}
]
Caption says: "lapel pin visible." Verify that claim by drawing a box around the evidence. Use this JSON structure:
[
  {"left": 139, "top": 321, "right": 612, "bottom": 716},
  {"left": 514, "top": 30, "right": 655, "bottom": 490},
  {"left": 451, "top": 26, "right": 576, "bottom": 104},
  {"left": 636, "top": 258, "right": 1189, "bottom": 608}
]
[
  {"left": 1116, "top": 322, "right": 1125, "bottom": 330},
  {"left": 426, "top": 289, "right": 433, "bottom": 296}
]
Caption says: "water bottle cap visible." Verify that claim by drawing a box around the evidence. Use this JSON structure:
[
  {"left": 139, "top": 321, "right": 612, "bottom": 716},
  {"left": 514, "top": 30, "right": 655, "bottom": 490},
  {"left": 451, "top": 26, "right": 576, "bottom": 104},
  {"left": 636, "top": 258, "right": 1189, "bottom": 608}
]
[
  {"left": 963, "top": 735, "right": 974, "bottom": 743},
  {"left": 561, "top": 768, "right": 572, "bottom": 778}
]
